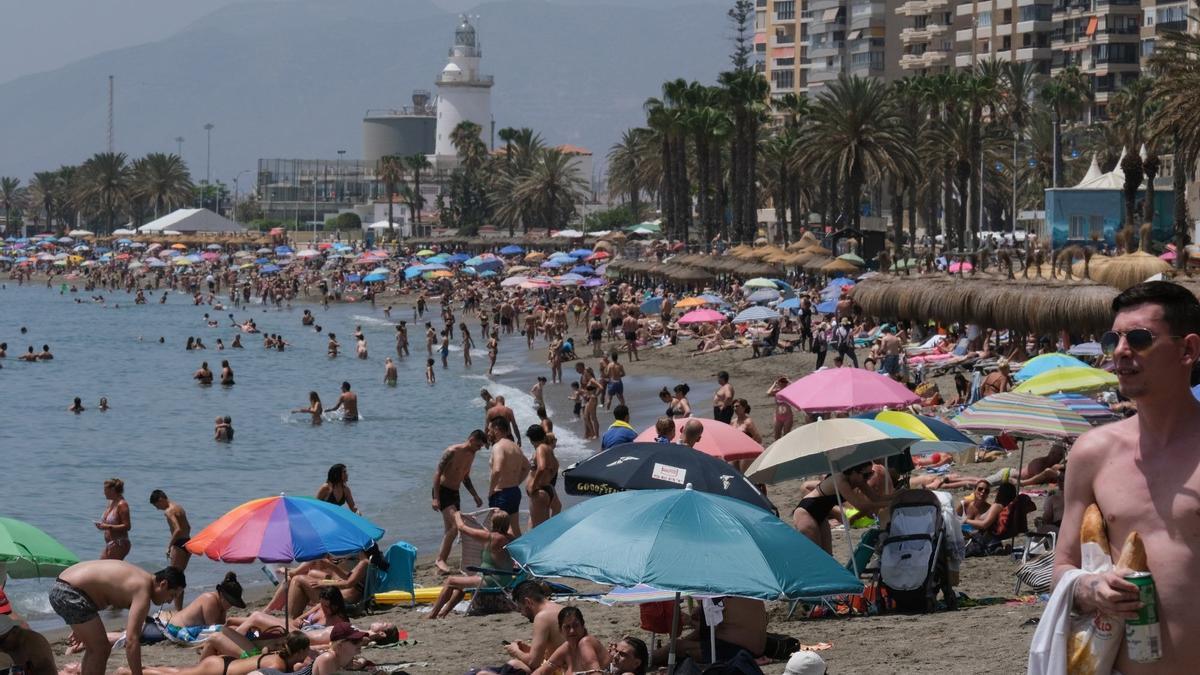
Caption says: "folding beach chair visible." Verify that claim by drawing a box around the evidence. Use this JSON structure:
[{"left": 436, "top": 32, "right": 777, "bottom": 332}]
[{"left": 347, "top": 541, "right": 417, "bottom": 615}]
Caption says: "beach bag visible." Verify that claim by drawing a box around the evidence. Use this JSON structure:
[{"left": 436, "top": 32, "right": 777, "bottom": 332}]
[{"left": 1015, "top": 550, "right": 1055, "bottom": 593}]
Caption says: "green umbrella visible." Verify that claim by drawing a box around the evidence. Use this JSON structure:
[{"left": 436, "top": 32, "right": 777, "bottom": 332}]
[{"left": 0, "top": 517, "right": 80, "bottom": 579}]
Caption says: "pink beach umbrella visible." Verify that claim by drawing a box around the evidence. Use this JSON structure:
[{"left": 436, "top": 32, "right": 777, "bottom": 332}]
[
  {"left": 947, "top": 261, "right": 973, "bottom": 273},
  {"left": 632, "top": 418, "right": 763, "bottom": 462},
  {"left": 775, "top": 368, "right": 920, "bottom": 414},
  {"left": 677, "top": 308, "right": 726, "bottom": 325}
]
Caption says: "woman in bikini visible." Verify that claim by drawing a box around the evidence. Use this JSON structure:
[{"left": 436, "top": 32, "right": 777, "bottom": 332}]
[
  {"left": 137, "top": 630, "right": 313, "bottom": 675},
  {"left": 292, "top": 391, "right": 323, "bottom": 425},
  {"left": 792, "top": 462, "right": 892, "bottom": 554},
  {"left": 729, "top": 398, "right": 763, "bottom": 472},
  {"left": 766, "top": 376, "right": 794, "bottom": 440},
  {"left": 525, "top": 426, "right": 562, "bottom": 529},
  {"left": 667, "top": 384, "right": 692, "bottom": 418},
  {"left": 97, "top": 478, "right": 131, "bottom": 560},
  {"left": 315, "top": 464, "right": 358, "bottom": 513}
]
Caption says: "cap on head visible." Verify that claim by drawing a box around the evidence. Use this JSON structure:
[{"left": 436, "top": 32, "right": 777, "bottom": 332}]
[{"left": 329, "top": 622, "right": 368, "bottom": 642}]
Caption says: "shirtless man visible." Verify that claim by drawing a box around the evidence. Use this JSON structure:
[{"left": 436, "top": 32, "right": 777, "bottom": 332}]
[
  {"left": 1053, "top": 282, "right": 1200, "bottom": 674},
  {"left": 496, "top": 581, "right": 564, "bottom": 675},
  {"left": 48, "top": 560, "right": 185, "bottom": 675},
  {"left": 219, "top": 360, "right": 234, "bottom": 386},
  {"left": 879, "top": 326, "right": 903, "bottom": 376},
  {"left": 604, "top": 352, "right": 626, "bottom": 410},
  {"left": 487, "top": 417, "right": 530, "bottom": 537},
  {"left": 383, "top": 357, "right": 398, "bottom": 385},
  {"left": 395, "top": 322, "right": 409, "bottom": 357},
  {"left": 149, "top": 490, "right": 191, "bottom": 610},
  {"left": 621, "top": 312, "right": 640, "bottom": 361},
  {"left": 652, "top": 596, "right": 767, "bottom": 666},
  {"left": 327, "top": 333, "right": 340, "bottom": 357},
  {"left": 425, "top": 322, "right": 436, "bottom": 357},
  {"left": 485, "top": 395, "right": 521, "bottom": 448},
  {"left": 713, "top": 371, "right": 734, "bottom": 423},
  {"left": 0, "top": 615, "right": 57, "bottom": 675},
  {"left": 431, "top": 430, "right": 486, "bottom": 574},
  {"left": 327, "top": 381, "right": 358, "bottom": 421},
  {"left": 193, "top": 362, "right": 213, "bottom": 385}
]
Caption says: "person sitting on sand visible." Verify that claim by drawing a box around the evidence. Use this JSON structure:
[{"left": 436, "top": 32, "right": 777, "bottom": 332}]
[
  {"left": 608, "top": 636, "right": 650, "bottom": 675},
  {"left": 487, "top": 581, "right": 564, "bottom": 675},
  {"left": 964, "top": 482, "right": 1036, "bottom": 557},
  {"left": 425, "top": 511, "right": 515, "bottom": 619},
  {"left": 956, "top": 480, "right": 993, "bottom": 520},
  {"left": 0, "top": 614, "right": 58, "bottom": 675},
  {"left": 533, "top": 607, "right": 607, "bottom": 675},
  {"left": 652, "top": 596, "right": 767, "bottom": 667},
  {"left": 262, "top": 546, "right": 381, "bottom": 623},
  {"left": 161, "top": 572, "right": 245, "bottom": 644},
  {"left": 225, "top": 586, "right": 349, "bottom": 643}
]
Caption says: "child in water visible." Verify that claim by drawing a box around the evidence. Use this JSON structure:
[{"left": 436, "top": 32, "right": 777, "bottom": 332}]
[
  {"left": 426, "top": 358, "right": 436, "bottom": 385},
  {"left": 214, "top": 416, "right": 234, "bottom": 442}
]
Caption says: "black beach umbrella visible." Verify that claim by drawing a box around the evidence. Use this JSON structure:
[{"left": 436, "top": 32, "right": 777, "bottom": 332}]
[{"left": 562, "top": 442, "right": 775, "bottom": 512}]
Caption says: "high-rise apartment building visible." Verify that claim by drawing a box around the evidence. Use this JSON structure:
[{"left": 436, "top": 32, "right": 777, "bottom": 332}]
[
  {"left": 896, "top": 0, "right": 957, "bottom": 74},
  {"left": 756, "top": 0, "right": 808, "bottom": 96},
  {"left": 955, "top": 0, "right": 1056, "bottom": 72},
  {"left": 1049, "top": 0, "right": 1140, "bottom": 116}
]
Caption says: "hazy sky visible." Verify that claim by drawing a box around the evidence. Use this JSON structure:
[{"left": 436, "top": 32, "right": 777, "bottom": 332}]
[{"left": 1, "top": 0, "right": 477, "bottom": 85}]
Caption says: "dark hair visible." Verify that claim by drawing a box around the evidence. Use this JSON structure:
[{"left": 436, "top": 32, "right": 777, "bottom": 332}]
[
  {"left": 364, "top": 542, "right": 389, "bottom": 571},
  {"left": 490, "top": 415, "right": 512, "bottom": 437},
  {"left": 341, "top": 381, "right": 351, "bottom": 391},
  {"left": 658, "top": 387, "right": 671, "bottom": 399},
  {"left": 512, "top": 579, "right": 549, "bottom": 603},
  {"left": 673, "top": 383, "right": 690, "bottom": 396},
  {"left": 155, "top": 566, "right": 187, "bottom": 589},
  {"left": 613, "top": 404, "right": 630, "bottom": 421},
  {"left": 717, "top": 370, "right": 729, "bottom": 382},
  {"left": 995, "top": 481, "right": 1017, "bottom": 506},
  {"left": 619, "top": 636, "right": 650, "bottom": 675},
  {"left": 281, "top": 632, "right": 311, "bottom": 659},
  {"left": 318, "top": 586, "right": 347, "bottom": 619},
  {"left": 526, "top": 425, "right": 547, "bottom": 444},
  {"left": 536, "top": 406, "right": 548, "bottom": 420},
  {"left": 842, "top": 461, "right": 873, "bottom": 478},
  {"left": 216, "top": 572, "right": 242, "bottom": 603},
  {"left": 371, "top": 625, "right": 400, "bottom": 646},
  {"left": 734, "top": 398, "right": 750, "bottom": 413},
  {"left": 557, "top": 605, "right": 585, "bottom": 628},
  {"left": 149, "top": 489, "right": 167, "bottom": 504},
  {"left": 327, "top": 463, "right": 347, "bottom": 485},
  {"left": 1112, "top": 281, "right": 1200, "bottom": 337},
  {"left": 468, "top": 429, "right": 487, "bottom": 444}
]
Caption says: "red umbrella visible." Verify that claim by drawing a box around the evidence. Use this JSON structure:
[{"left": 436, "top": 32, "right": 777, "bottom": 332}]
[{"left": 633, "top": 418, "right": 763, "bottom": 461}]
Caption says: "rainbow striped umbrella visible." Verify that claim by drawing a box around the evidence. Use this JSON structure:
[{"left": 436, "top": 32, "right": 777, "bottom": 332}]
[
  {"left": 951, "top": 393, "right": 1090, "bottom": 440},
  {"left": 185, "top": 496, "right": 384, "bottom": 563}
]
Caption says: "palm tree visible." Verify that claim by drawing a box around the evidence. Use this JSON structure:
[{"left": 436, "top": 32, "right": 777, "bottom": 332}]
[
  {"left": 28, "top": 171, "right": 58, "bottom": 233},
  {"left": 1148, "top": 30, "right": 1200, "bottom": 265},
  {"left": 450, "top": 121, "right": 487, "bottom": 170},
  {"left": 802, "top": 74, "right": 911, "bottom": 233},
  {"left": 510, "top": 149, "right": 589, "bottom": 236},
  {"left": 378, "top": 156, "right": 405, "bottom": 234},
  {"left": 1039, "top": 66, "right": 1092, "bottom": 187},
  {"left": 498, "top": 127, "right": 519, "bottom": 166},
  {"left": 54, "top": 166, "right": 81, "bottom": 231},
  {"left": 1, "top": 177, "right": 24, "bottom": 236},
  {"left": 719, "top": 70, "right": 768, "bottom": 241},
  {"left": 133, "top": 153, "right": 193, "bottom": 218},
  {"left": 999, "top": 61, "right": 1039, "bottom": 231},
  {"left": 607, "top": 128, "right": 648, "bottom": 221},
  {"left": 689, "top": 84, "right": 732, "bottom": 242},
  {"left": 404, "top": 154, "right": 431, "bottom": 228},
  {"left": 76, "top": 153, "right": 132, "bottom": 234}
]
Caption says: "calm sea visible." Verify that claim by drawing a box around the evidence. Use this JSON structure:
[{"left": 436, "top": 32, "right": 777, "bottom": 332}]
[{"left": 0, "top": 283, "right": 602, "bottom": 627}]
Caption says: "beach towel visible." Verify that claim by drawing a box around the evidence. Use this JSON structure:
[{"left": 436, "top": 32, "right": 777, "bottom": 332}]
[{"left": 1029, "top": 559, "right": 1122, "bottom": 674}]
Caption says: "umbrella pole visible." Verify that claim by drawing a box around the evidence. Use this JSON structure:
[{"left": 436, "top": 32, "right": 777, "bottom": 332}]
[
  {"left": 1013, "top": 440, "right": 1025, "bottom": 549},
  {"left": 828, "top": 456, "right": 858, "bottom": 577},
  {"left": 667, "top": 592, "right": 680, "bottom": 674},
  {"left": 283, "top": 568, "right": 289, "bottom": 627}
]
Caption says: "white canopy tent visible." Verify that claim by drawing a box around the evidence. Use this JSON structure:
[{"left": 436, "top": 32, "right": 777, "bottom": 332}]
[{"left": 137, "top": 209, "right": 245, "bottom": 234}]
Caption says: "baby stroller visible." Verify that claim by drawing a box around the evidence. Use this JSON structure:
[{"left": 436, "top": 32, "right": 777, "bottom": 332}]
[{"left": 878, "top": 489, "right": 958, "bottom": 612}]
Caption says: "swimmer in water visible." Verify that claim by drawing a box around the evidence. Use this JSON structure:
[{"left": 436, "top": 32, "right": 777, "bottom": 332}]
[
  {"left": 98, "top": 397, "right": 110, "bottom": 411},
  {"left": 220, "top": 360, "right": 235, "bottom": 386},
  {"left": 327, "top": 381, "right": 358, "bottom": 421},
  {"left": 214, "top": 416, "right": 234, "bottom": 442},
  {"left": 293, "top": 391, "right": 323, "bottom": 425},
  {"left": 384, "top": 357, "right": 397, "bottom": 386},
  {"left": 69, "top": 397, "right": 85, "bottom": 413},
  {"left": 328, "top": 333, "right": 340, "bottom": 358},
  {"left": 231, "top": 335, "right": 244, "bottom": 349},
  {"left": 426, "top": 358, "right": 436, "bottom": 384},
  {"left": 193, "top": 361, "right": 213, "bottom": 385}
]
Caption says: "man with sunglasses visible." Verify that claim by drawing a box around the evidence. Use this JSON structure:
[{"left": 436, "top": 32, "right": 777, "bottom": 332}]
[{"left": 1053, "top": 281, "right": 1200, "bottom": 674}]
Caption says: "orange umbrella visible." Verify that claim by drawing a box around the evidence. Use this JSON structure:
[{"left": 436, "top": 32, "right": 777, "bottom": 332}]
[{"left": 633, "top": 418, "right": 763, "bottom": 461}]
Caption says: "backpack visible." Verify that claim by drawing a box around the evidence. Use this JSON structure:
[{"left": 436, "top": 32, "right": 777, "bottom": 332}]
[{"left": 835, "top": 327, "right": 853, "bottom": 351}]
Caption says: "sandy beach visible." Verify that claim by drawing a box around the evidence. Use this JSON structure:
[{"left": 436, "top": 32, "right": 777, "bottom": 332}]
[{"left": 29, "top": 298, "right": 1053, "bottom": 675}]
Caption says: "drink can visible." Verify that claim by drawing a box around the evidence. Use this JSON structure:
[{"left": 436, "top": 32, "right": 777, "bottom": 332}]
[{"left": 1124, "top": 571, "right": 1161, "bottom": 663}]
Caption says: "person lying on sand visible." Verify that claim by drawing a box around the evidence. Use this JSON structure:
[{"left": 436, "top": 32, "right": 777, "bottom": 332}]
[{"left": 125, "top": 631, "right": 312, "bottom": 675}]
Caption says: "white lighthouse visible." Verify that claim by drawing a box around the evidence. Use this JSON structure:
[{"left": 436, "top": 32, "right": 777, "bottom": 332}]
[{"left": 434, "top": 16, "right": 493, "bottom": 164}]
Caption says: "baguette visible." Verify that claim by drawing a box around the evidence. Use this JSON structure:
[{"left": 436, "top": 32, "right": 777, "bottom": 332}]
[
  {"left": 1116, "top": 531, "right": 1149, "bottom": 572},
  {"left": 1080, "top": 503, "right": 1110, "bottom": 555}
]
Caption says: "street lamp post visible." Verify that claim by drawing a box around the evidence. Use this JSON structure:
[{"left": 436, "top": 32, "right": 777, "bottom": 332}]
[
  {"left": 175, "top": 136, "right": 184, "bottom": 159},
  {"left": 337, "top": 150, "right": 346, "bottom": 204},
  {"left": 204, "top": 123, "right": 214, "bottom": 210}
]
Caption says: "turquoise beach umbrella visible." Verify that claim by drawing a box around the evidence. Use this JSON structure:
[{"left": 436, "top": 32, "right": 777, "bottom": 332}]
[{"left": 507, "top": 487, "right": 862, "bottom": 601}]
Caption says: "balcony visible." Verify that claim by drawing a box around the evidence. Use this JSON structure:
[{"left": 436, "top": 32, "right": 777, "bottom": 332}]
[
  {"left": 897, "top": 0, "right": 929, "bottom": 15},
  {"left": 1016, "top": 46, "right": 1054, "bottom": 60},
  {"left": 900, "top": 23, "right": 948, "bottom": 43},
  {"left": 775, "top": 11, "right": 797, "bottom": 22}
]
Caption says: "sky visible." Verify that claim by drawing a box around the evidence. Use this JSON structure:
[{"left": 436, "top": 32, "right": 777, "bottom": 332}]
[{"left": 1, "top": 0, "right": 477, "bottom": 85}]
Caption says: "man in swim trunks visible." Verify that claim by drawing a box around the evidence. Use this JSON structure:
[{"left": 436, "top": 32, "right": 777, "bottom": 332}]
[
  {"left": 879, "top": 326, "right": 902, "bottom": 377},
  {"left": 485, "top": 395, "right": 521, "bottom": 448},
  {"left": 327, "top": 381, "right": 358, "bottom": 421},
  {"left": 604, "top": 351, "right": 626, "bottom": 410},
  {"left": 383, "top": 357, "right": 398, "bottom": 385},
  {"left": 621, "top": 312, "right": 640, "bottom": 361},
  {"left": 487, "top": 417, "right": 530, "bottom": 537},
  {"left": 48, "top": 560, "right": 185, "bottom": 675},
  {"left": 432, "top": 430, "right": 486, "bottom": 574},
  {"left": 713, "top": 371, "right": 734, "bottom": 423},
  {"left": 149, "top": 490, "right": 192, "bottom": 610}
]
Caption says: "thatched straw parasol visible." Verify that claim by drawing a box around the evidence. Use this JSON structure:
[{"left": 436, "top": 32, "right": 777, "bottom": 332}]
[
  {"left": 821, "top": 258, "right": 861, "bottom": 275},
  {"left": 803, "top": 256, "right": 832, "bottom": 272},
  {"left": 1093, "top": 251, "right": 1171, "bottom": 290}
]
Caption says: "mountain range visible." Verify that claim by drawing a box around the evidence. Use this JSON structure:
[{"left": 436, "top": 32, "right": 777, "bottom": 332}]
[{"left": 0, "top": 0, "right": 731, "bottom": 185}]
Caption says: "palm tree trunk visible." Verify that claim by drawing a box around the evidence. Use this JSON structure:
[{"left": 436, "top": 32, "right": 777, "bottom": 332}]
[
  {"left": 969, "top": 103, "right": 982, "bottom": 240},
  {"left": 712, "top": 149, "right": 727, "bottom": 241},
  {"left": 729, "top": 125, "right": 744, "bottom": 242},
  {"left": 744, "top": 121, "right": 758, "bottom": 239},
  {"left": 661, "top": 138, "right": 676, "bottom": 237},
  {"left": 1174, "top": 135, "right": 1189, "bottom": 270},
  {"left": 674, "top": 136, "right": 692, "bottom": 243},
  {"left": 890, "top": 174, "right": 903, "bottom": 255}
]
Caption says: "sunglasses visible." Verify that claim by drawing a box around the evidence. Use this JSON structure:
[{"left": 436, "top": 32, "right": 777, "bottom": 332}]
[{"left": 1100, "top": 328, "right": 1182, "bottom": 355}]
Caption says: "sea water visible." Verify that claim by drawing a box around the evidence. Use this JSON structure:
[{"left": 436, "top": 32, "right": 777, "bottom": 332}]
[{"left": 0, "top": 284, "right": 592, "bottom": 626}]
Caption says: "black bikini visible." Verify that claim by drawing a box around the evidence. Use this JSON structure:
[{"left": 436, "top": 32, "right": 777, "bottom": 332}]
[{"left": 795, "top": 479, "right": 839, "bottom": 521}]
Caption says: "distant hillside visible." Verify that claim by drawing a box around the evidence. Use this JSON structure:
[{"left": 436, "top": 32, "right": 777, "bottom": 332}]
[{"left": 0, "top": 0, "right": 729, "bottom": 183}]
